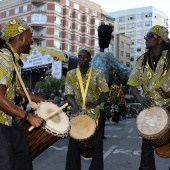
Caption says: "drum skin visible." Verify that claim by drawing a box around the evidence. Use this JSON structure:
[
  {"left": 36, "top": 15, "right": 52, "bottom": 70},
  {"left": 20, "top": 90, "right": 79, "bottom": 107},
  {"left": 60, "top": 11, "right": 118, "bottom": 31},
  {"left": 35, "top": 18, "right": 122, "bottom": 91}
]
[
  {"left": 21, "top": 122, "right": 60, "bottom": 160},
  {"left": 136, "top": 106, "right": 170, "bottom": 147},
  {"left": 70, "top": 115, "right": 97, "bottom": 159}
]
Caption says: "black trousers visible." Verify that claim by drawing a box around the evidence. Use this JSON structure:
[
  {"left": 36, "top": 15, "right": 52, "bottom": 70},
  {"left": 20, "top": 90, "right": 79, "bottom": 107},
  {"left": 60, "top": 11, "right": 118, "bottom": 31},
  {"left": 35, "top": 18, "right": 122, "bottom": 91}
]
[
  {"left": 0, "top": 123, "right": 33, "bottom": 170},
  {"left": 65, "top": 110, "right": 104, "bottom": 170},
  {"left": 139, "top": 139, "right": 156, "bottom": 170}
]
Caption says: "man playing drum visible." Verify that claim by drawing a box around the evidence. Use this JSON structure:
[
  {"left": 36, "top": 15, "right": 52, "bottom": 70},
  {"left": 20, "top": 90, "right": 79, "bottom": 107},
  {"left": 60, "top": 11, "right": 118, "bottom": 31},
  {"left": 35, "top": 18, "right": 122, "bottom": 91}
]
[
  {"left": 127, "top": 25, "right": 170, "bottom": 170},
  {"left": 65, "top": 45, "right": 109, "bottom": 170},
  {"left": 0, "top": 18, "right": 46, "bottom": 170}
]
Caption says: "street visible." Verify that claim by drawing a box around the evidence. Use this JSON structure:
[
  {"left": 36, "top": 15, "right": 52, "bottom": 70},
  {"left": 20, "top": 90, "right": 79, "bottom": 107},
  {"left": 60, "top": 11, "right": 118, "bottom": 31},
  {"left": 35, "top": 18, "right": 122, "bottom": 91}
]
[{"left": 33, "top": 118, "right": 169, "bottom": 170}]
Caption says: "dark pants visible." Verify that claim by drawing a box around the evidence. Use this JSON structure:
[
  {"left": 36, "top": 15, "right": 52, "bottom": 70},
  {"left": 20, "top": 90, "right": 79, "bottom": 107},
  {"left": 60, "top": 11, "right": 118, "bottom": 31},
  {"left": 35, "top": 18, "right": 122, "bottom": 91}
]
[
  {"left": 0, "top": 123, "right": 33, "bottom": 170},
  {"left": 139, "top": 139, "right": 156, "bottom": 170},
  {"left": 114, "top": 112, "right": 119, "bottom": 123},
  {"left": 65, "top": 110, "right": 104, "bottom": 170},
  {"left": 101, "top": 110, "right": 106, "bottom": 137}
]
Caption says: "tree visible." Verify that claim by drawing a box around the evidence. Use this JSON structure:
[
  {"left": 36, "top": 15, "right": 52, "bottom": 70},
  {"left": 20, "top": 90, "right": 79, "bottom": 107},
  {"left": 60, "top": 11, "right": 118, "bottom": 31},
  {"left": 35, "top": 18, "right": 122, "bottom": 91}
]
[{"left": 35, "top": 76, "right": 66, "bottom": 97}]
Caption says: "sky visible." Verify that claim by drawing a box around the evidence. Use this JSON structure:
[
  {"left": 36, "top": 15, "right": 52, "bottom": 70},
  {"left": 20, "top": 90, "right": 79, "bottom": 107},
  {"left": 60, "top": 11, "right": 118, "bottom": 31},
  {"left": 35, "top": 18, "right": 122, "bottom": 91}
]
[{"left": 91, "top": 0, "right": 170, "bottom": 18}]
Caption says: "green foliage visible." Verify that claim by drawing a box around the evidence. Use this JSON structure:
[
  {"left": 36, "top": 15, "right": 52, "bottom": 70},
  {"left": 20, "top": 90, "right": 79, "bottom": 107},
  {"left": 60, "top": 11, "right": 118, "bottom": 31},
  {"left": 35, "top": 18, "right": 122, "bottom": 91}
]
[{"left": 35, "top": 76, "right": 66, "bottom": 96}]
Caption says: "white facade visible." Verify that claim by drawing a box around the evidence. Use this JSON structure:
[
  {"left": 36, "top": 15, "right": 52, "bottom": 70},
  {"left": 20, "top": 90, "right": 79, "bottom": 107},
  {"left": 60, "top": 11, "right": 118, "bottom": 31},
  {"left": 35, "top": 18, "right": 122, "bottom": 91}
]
[{"left": 109, "top": 6, "right": 169, "bottom": 70}]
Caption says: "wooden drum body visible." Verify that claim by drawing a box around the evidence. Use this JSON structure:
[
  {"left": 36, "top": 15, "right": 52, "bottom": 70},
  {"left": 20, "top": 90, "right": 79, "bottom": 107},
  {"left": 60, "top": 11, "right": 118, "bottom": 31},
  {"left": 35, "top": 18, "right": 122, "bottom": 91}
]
[
  {"left": 136, "top": 106, "right": 170, "bottom": 147},
  {"left": 21, "top": 102, "right": 70, "bottom": 160},
  {"left": 70, "top": 115, "right": 97, "bottom": 160}
]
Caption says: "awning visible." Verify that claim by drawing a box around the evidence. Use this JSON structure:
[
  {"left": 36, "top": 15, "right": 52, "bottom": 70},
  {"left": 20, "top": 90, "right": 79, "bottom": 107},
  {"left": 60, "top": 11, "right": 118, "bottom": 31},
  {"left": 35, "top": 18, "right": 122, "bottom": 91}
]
[{"left": 20, "top": 46, "right": 66, "bottom": 69}]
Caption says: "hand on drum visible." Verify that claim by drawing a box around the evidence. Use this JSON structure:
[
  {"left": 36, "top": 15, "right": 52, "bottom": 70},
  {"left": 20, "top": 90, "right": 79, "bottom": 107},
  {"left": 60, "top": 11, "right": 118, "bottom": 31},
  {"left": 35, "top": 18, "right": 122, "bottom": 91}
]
[
  {"left": 27, "top": 113, "right": 44, "bottom": 128},
  {"left": 86, "top": 101, "right": 98, "bottom": 108},
  {"left": 71, "top": 103, "right": 80, "bottom": 116},
  {"left": 138, "top": 97, "right": 153, "bottom": 108}
]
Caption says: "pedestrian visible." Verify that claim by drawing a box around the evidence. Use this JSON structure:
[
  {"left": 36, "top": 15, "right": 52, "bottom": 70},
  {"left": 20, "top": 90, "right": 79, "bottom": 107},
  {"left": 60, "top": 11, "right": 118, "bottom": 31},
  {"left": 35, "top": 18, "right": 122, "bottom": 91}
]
[
  {"left": 108, "top": 72, "right": 127, "bottom": 121},
  {"left": 65, "top": 45, "right": 109, "bottom": 170},
  {"left": 0, "top": 17, "right": 46, "bottom": 170},
  {"left": 127, "top": 25, "right": 170, "bottom": 170}
]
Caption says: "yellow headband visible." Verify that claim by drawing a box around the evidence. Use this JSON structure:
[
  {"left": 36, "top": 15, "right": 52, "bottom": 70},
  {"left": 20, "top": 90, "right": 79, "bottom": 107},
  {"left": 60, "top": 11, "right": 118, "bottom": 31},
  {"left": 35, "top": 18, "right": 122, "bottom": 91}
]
[
  {"left": 1, "top": 18, "right": 31, "bottom": 41},
  {"left": 78, "top": 45, "right": 93, "bottom": 56}
]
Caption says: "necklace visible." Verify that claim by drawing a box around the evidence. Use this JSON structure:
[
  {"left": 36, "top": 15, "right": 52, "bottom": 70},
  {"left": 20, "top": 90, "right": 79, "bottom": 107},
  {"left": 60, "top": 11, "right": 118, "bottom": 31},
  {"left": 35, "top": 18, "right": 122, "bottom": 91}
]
[{"left": 149, "top": 52, "right": 161, "bottom": 71}]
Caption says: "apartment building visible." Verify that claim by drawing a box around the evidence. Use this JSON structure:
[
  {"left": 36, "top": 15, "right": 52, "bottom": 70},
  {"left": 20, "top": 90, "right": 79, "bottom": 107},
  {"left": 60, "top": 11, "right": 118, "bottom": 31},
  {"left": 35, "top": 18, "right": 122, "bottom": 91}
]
[{"left": 109, "top": 6, "right": 169, "bottom": 70}]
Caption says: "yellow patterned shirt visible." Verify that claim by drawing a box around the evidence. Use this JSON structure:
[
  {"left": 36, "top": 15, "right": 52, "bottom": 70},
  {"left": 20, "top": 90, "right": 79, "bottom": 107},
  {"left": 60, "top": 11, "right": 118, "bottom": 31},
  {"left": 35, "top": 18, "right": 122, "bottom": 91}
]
[
  {"left": 0, "top": 45, "right": 21, "bottom": 126},
  {"left": 65, "top": 68, "right": 109, "bottom": 119},
  {"left": 108, "top": 83, "right": 126, "bottom": 105},
  {"left": 127, "top": 50, "right": 170, "bottom": 107}
]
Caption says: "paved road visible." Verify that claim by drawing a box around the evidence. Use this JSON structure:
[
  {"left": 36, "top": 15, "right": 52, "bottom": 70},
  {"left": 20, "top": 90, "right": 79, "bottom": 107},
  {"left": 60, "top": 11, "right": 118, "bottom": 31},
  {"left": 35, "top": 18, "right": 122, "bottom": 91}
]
[{"left": 33, "top": 119, "right": 170, "bottom": 170}]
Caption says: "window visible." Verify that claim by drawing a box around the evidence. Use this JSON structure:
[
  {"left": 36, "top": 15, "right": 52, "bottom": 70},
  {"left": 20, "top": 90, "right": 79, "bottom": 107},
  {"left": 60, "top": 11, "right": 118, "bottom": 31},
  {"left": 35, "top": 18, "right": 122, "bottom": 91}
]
[
  {"left": 6, "top": 11, "right": 10, "bottom": 17},
  {"left": 131, "top": 40, "right": 134, "bottom": 45},
  {"left": 37, "top": 41, "right": 43, "bottom": 47},
  {"left": 54, "top": 41, "right": 61, "bottom": 49},
  {"left": 66, "top": 0, "right": 70, "bottom": 6},
  {"left": 137, "top": 39, "right": 142, "bottom": 45},
  {"left": 131, "top": 48, "right": 134, "bottom": 53},
  {"left": 127, "top": 23, "right": 135, "bottom": 29},
  {"left": 95, "top": 40, "right": 98, "bottom": 47},
  {"left": 68, "top": 22, "right": 72, "bottom": 29},
  {"left": 55, "top": 17, "right": 62, "bottom": 25},
  {"left": 137, "top": 48, "right": 141, "bottom": 52},
  {"left": 74, "top": 3, "right": 79, "bottom": 10},
  {"left": 145, "top": 13, "right": 152, "bottom": 18},
  {"left": 95, "top": 19, "right": 99, "bottom": 26},
  {"left": 55, "top": 29, "right": 62, "bottom": 37},
  {"left": 22, "top": 17, "right": 27, "bottom": 22},
  {"left": 31, "top": 14, "right": 47, "bottom": 24},
  {"left": 131, "top": 57, "right": 134, "bottom": 61},
  {"left": 137, "top": 31, "right": 141, "bottom": 35},
  {"left": 87, "top": 16, "right": 90, "bottom": 23},
  {"left": 119, "top": 16, "right": 125, "bottom": 22},
  {"left": 92, "top": 10, "right": 97, "bottom": 17},
  {"left": 68, "top": 33, "right": 72, "bottom": 40},
  {"left": 119, "top": 24, "right": 125, "bottom": 30},
  {"left": 77, "top": 36, "right": 81, "bottom": 42},
  {"left": 86, "top": 7, "right": 89, "bottom": 13},
  {"left": 87, "top": 27, "right": 90, "bottom": 34},
  {"left": 55, "top": 5, "right": 62, "bottom": 14},
  {"left": 68, "top": 10, "right": 72, "bottom": 17},
  {"left": 68, "top": 44, "right": 72, "bottom": 51},
  {"left": 95, "top": 30, "right": 98, "bottom": 36},
  {"left": 120, "top": 42, "right": 124, "bottom": 47},
  {"left": 86, "top": 38, "right": 90, "bottom": 44},
  {"left": 145, "top": 21, "right": 152, "bottom": 26},
  {"left": 128, "top": 15, "right": 134, "bottom": 20},
  {"left": 126, "top": 62, "right": 130, "bottom": 67},
  {"left": 23, "top": 5, "right": 27, "bottom": 12},
  {"left": 126, "top": 53, "right": 130, "bottom": 58},
  {"left": 127, "top": 31, "right": 134, "bottom": 37},
  {"left": 120, "top": 51, "right": 123, "bottom": 57},
  {"left": 137, "top": 22, "right": 141, "bottom": 27},
  {"left": 78, "top": 25, "right": 81, "bottom": 31},
  {"left": 15, "top": 8, "right": 19, "bottom": 14},
  {"left": 78, "top": 13, "right": 81, "bottom": 20}
]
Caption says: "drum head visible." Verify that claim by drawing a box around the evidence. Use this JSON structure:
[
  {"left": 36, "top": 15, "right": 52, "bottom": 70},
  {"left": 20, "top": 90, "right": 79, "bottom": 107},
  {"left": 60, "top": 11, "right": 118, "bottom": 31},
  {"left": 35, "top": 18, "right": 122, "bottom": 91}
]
[
  {"left": 35, "top": 102, "right": 70, "bottom": 135},
  {"left": 70, "top": 115, "right": 96, "bottom": 140},
  {"left": 136, "top": 106, "right": 168, "bottom": 136}
]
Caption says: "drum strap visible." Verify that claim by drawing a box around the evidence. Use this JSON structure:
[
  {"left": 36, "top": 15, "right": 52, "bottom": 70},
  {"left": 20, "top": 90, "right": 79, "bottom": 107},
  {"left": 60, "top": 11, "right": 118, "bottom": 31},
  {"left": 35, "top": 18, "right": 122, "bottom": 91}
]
[{"left": 76, "top": 68, "right": 92, "bottom": 108}]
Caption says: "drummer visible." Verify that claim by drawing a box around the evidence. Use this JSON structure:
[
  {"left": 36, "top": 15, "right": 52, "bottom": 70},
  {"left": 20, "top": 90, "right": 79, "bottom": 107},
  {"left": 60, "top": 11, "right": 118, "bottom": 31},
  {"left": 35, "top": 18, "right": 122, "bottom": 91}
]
[
  {"left": 127, "top": 25, "right": 170, "bottom": 170},
  {"left": 0, "top": 18, "right": 48, "bottom": 170},
  {"left": 65, "top": 45, "right": 109, "bottom": 170}
]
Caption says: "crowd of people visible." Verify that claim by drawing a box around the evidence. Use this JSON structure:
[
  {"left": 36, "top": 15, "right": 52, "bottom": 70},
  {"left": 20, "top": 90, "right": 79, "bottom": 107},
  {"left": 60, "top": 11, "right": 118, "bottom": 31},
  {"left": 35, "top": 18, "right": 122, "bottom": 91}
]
[{"left": 0, "top": 17, "right": 170, "bottom": 170}]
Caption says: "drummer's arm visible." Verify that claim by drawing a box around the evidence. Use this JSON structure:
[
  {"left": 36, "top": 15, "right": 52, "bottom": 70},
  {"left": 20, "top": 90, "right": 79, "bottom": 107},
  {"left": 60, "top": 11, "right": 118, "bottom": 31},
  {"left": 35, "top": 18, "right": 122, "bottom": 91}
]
[
  {"left": 17, "top": 88, "right": 54, "bottom": 103},
  {"left": 130, "top": 86, "right": 152, "bottom": 108}
]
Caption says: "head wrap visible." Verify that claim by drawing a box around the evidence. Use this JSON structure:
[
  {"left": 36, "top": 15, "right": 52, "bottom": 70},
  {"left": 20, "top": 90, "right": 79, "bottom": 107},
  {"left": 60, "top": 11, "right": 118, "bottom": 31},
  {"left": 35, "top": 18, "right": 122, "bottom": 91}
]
[
  {"left": 149, "top": 25, "right": 169, "bottom": 43},
  {"left": 0, "top": 18, "right": 31, "bottom": 41},
  {"left": 78, "top": 45, "right": 93, "bottom": 56}
]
